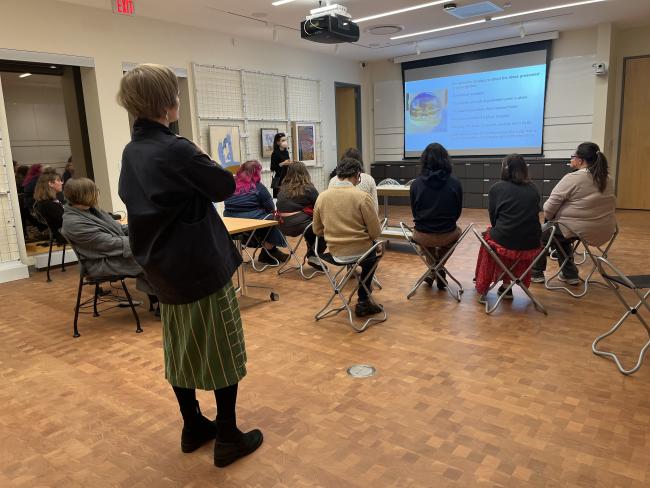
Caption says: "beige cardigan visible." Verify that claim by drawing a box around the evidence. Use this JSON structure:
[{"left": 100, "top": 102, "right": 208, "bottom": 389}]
[
  {"left": 543, "top": 169, "right": 617, "bottom": 246},
  {"left": 313, "top": 181, "right": 382, "bottom": 257}
]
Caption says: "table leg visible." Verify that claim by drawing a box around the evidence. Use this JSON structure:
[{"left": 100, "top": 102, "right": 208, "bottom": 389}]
[{"left": 384, "top": 195, "right": 389, "bottom": 220}]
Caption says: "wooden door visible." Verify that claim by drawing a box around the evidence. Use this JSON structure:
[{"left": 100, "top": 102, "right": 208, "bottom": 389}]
[
  {"left": 617, "top": 56, "right": 650, "bottom": 209},
  {"left": 335, "top": 85, "right": 359, "bottom": 160}
]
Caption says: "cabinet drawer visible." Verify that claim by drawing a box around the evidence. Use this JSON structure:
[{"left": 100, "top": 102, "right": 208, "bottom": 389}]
[
  {"left": 483, "top": 163, "right": 502, "bottom": 179},
  {"left": 482, "top": 194, "right": 490, "bottom": 209},
  {"left": 532, "top": 180, "right": 543, "bottom": 194},
  {"left": 453, "top": 163, "right": 467, "bottom": 178},
  {"left": 527, "top": 163, "right": 544, "bottom": 179},
  {"left": 464, "top": 179, "right": 483, "bottom": 193},
  {"left": 464, "top": 193, "right": 483, "bottom": 208},
  {"left": 542, "top": 179, "right": 559, "bottom": 196},
  {"left": 370, "top": 164, "right": 385, "bottom": 180},
  {"left": 483, "top": 179, "right": 496, "bottom": 193},
  {"left": 543, "top": 163, "right": 570, "bottom": 180},
  {"left": 466, "top": 163, "right": 483, "bottom": 179}
]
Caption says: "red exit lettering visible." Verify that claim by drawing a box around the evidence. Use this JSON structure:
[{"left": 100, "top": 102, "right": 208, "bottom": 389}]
[{"left": 112, "top": 0, "right": 135, "bottom": 16}]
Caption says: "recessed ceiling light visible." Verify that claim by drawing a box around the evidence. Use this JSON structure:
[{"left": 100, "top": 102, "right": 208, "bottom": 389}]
[
  {"left": 354, "top": 1, "right": 448, "bottom": 23},
  {"left": 391, "top": 19, "right": 487, "bottom": 40},
  {"left": 19, "top": 73, "right": 32, "bottom": 78},
  {"left": 271, "top": 0, "right": 297, "bottom": 6},
  {"left": 492, "top": 0, "right": 607, "bottom": 21}
]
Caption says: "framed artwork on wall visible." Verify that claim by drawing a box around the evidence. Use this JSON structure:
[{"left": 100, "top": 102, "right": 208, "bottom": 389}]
[
  {"left": 261, "top": 128, "right": 278, "bottom": 159},
  {"left": 291, "top": 122, "right": 316, "bottom": 165},
  {"left": 209, "top": 125, "right": 242, "bottom": 170}
]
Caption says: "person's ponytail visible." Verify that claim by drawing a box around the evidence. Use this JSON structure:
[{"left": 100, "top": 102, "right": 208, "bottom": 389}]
[
  {"left": 591, "top": 150, "right": 609, "bottom": 192},
  {"left": 575, "top": 142, "right": 609, "bottom": 193}
]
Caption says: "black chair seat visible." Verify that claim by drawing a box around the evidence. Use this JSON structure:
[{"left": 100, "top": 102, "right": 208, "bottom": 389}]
[{"left": 604, "top": 274, "right": 650, "bottom": 290}]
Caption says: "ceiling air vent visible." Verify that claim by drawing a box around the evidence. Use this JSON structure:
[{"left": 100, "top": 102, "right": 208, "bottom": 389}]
[
  {"left": 446, "top": 1, "right": 503, "bottom": 19},
  {"left": 366, "top": 25, "right": 404, "bottom": 36}
]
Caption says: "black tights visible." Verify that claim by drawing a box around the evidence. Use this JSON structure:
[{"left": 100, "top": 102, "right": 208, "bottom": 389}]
[{"left": 172, "top": 384, "right": 241, "bottom": 441}]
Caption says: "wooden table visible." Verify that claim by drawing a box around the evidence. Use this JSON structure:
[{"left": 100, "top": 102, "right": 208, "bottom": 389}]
[
  {"left": 376, "top": 185, "right": 411, "bottom": 241},
  {"left": 222, "top": 217, "right": 279, "bottom": 301}
]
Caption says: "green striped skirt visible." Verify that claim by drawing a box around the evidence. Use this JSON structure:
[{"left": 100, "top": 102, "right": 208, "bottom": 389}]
[{"left": 159, "top": 281, "right": 247, "bottom": 391}]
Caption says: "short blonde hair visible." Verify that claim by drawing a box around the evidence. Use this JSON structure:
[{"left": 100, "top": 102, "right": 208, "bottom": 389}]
[
  {"left": 34, "top": 173, "right": 61, "bottom": 202},
  {"left": 64, "top": 178, "right": 99, "bottom": 208},
  {"left": 117, "top": 63, "right": 179, "bottom": 120}
]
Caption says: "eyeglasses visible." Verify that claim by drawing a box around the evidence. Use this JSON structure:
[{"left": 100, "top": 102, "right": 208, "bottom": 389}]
[{"left": 570, "top": 154, "right": 578, "bottom": 159}]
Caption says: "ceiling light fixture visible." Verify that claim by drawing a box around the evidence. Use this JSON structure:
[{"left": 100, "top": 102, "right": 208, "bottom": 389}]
[
  {"left": 391, "top": 0, "right": 607, "bottom": 40},
  {"left": 354, "top": 1, "right": 448, "bottom": 23},
  {"left": 19, "top": 73, "right": 32, "bottom": 78},
  {"left": 271, "top": 0, "right": 297, "bottom": 6},
  {"left": 492, "top": 0, "right": 607, "bottom": 21},
  {"left": 391, "top": 19, "right": 486, "bottom": 40}
]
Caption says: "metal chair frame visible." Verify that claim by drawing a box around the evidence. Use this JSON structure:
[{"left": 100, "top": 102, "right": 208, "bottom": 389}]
[
  {"left": 240, "top": 213, "right": 282, "bottom": 273},
  {"left": 276, "top": 222, "right": 324, "bottom": 280},
  {"left": 591, "top": 257, "right": 650, "bottom": 375},
  {"left": 33, "top": 204, "right": 67, "bottom": 282},
  {"left": 473, "top": 226, "right": 557, "bottom": 315},
  {"left": 314, "top": 238, "right": 387, "bottom": 333},
  {"left": 65, "top": 241, "right": 142, "bottom": 338},
  {"left": 545, "top": 222, "right": 618, "bottom": 299},
  {"left": 400, "top": 222, "right": 473, "bottom": 302}
]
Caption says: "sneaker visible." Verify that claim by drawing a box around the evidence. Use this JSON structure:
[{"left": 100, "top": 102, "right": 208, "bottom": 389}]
[
  {"left": 477, "top": 294, "right": 487, "bottom": 304},
  {"left": 214, "top": 429, "right": 263, "bottom": 467},
  {"left": 558, "top": 272, "right": 580, "bottom": 285},
  {"left": 258, "top": 249, "right": 279, "bottom": 265},
  {"left": 354, "top": 300, "right": 384, "bottom": 317},
  {"left": 436, "top": 270, "right": 447, "bottom": 290},
  {"left": 497, "top": 285, "right": 514, "bottom": 300},
  {"left": 269, "top": 247, "right": 289, "bottom": 263},
  {"left": 531, "top": 270, "right": 545, "bottom": 283},
  {"left": 307, "top": 255, "right": 326, "bottom": 272},
  {"left": 424, "top": 273, "right": 434, "bottom": 287}
]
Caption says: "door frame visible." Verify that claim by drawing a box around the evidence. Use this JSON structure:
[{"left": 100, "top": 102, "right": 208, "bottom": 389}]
[
  {"left": 615, "top": 54, "right": 650, "bottom": 205},
  {"left": 334, "top": 82, "right": 362, "bottom": 158}
]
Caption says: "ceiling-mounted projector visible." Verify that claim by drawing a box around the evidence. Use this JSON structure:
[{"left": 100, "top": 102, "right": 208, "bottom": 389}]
[{"left": 301, "top": 4, "right": 360, "bottom": 44}]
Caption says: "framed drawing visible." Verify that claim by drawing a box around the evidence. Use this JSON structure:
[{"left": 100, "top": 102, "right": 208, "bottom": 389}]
[
  {"left": 261, "top": 128, "right": 278, "bottom": 159},
  {"left": 209, "top": 125, "right": 242, "bottom": 170},
  {"left": 291, "top": 122, "right": 317, "bottom": 165}
]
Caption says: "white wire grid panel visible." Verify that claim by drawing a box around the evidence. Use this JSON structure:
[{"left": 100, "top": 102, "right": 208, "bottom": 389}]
[
  {"left": 194, "top": 65, "right": 243, "bottom": 120},
  {"left": 287, "top": 78, "right": 320, "bottom": 122},
  {"left": 0, "top": 138, "right": 21, "bottom": 263},
  {"left": 243, "top": 72, "right": 286, "bottom": 121}
]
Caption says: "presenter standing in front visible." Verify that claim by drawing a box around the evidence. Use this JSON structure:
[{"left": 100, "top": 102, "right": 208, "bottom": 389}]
[
  {"left": 270, "top": 132, "right": 292, "bottom": 198},
  {"left": 117, "top": 64, "right": 262, "bottom": 468}
]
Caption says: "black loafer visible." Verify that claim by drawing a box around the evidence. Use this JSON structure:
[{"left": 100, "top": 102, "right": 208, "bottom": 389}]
[{"left": 214, "top": 429, "right": 263, "bottom": 467}]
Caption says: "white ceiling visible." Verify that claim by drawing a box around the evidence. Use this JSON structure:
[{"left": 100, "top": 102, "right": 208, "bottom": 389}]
[{"left": 58, "top": 0, "right": 650, "bottom": 61}]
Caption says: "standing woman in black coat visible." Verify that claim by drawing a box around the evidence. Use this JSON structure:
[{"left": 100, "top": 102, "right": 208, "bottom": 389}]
[
  {"left": 117, "top": 64, "right": 262, "bottom": 468},
  {"left": 270, "top": 132, "right": 292, "bottom": 198}
]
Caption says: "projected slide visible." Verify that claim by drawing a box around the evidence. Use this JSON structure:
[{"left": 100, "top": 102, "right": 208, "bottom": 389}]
[{"left": 404, "top": 64, "right": 547, "bottom": 156}]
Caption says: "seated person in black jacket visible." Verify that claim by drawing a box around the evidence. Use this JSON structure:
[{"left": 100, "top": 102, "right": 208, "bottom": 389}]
[
  {"left": 33, "top": 172, "right": 65, "bottom": 244},
  {"left": 409, "top": 143, "right": 463, "bottom": 289},
  {"left": 276, "top": 161, "right": 327, "bottom": 270}
]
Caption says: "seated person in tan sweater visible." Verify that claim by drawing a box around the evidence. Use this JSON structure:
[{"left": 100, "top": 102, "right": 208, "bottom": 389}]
[{"left": 313, "top": 158, "right": 384, "bottom": 318}]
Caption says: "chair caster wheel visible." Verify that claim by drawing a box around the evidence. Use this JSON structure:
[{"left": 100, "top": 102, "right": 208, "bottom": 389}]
[
  {"left": 73, "top": 332, "right": 80, "bottom": 338},
  {"left": 136, "top": 328, "right": 143, "bottom": 334},
  {"left": 270, "top": 292, "right": 279, "bottom": 301}
]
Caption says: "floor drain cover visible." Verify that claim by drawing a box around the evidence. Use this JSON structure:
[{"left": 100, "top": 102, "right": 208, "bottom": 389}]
[{"left": 347, "top": 365, "right": 376, "bottom": 378}]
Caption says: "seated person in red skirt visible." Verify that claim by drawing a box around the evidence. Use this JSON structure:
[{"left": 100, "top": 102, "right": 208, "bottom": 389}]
[{"left": 475, "top": 154, "right": 542, "bottom": 303}]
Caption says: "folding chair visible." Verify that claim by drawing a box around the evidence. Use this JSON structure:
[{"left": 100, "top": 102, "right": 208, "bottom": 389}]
[
  {"left": 240, "top": 214, "right": 282, "bottom": 273},
  {"left": 591, "top": 257, "right": 650, "bottom": 375},
  {"left": 545, "top": 222, "right": 618, "bottom": 299},
  {"left": 277, "top": 222, "right": 324, "bottom": 280},
  {"left": 473, "top": 225, "right": 557, "bottom": 314},
  {"left": 400, "top": 222, "right": 473, "bottom": 302},
  {"left": 314, "top": 238, "right": 387, "bottom": 333},
  {"left": 33, "top": 204, "right": 67, "bottom": 282},
  {"left": 65, "top": 241, "right": 142, "bottom": 338},
  {"left": 550, "top": 244, "right": 587, "bottom": 265}
]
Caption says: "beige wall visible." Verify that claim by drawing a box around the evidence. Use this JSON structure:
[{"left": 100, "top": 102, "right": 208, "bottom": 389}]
[{"left": 0, "top": 0, "right": 361, "bottom": 211}]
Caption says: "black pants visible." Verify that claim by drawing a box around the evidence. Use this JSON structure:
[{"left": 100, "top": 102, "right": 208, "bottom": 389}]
[
  {"left": 532, "top": 224, "right": 579, "bottom": 277},
  {"left": 357, "top": 249, "right": 379, "bottom": 301},
  {"left": 304, "top": 227, "right": 327, "bottom": 256}
]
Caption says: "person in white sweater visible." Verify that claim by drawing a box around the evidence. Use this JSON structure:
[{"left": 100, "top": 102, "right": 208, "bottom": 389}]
[{"left": 532, "top": 142, "right": 617, "bottom": 284}]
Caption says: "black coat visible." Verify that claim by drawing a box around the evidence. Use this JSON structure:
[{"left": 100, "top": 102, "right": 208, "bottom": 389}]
[{"left": 118, "top": 119, "right": 242, "bottom": 305}]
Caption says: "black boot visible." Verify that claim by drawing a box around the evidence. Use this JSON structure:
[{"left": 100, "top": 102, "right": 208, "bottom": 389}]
[
  {"left": 213, "top": 422, "right": 263, "bottom": 467},
  {"left": 180, "top": 401, "right": 217, "bottom": 453}
]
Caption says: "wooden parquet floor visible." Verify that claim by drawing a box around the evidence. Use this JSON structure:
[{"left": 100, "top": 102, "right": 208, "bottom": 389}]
[{"left": 1, "top": 208, "right": 650, "bottom": 487}]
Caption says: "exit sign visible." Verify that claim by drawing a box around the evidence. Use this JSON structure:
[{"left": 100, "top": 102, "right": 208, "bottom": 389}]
[{"left": 112, "top": 0, "right": 135, "bottom": 16}]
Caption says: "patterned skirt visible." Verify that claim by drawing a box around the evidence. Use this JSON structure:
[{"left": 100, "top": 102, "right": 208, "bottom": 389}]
[{"left": 159, "top": 281, "right": 247, "bottom": 391}]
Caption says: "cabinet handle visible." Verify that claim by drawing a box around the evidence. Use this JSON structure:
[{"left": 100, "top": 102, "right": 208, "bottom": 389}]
[
  {"left": 543, "top": 179, "right": 550, "bottom": 182},
  {"left": 544, "top": 164, "right": 551, "bottom": 167},
  {"left": 483, "top": 179, "right": 489, "bottom": 182},
  {"left": 465, "top": 163, "right": 471, "bottom": 166}
]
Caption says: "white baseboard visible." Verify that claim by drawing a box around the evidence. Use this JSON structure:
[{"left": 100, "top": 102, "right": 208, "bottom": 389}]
[
  {"left": 0, "top": 261, "right": 30, "bottom": 283},
  {"left": 32, "top": 249, "right": 78, "bottom": 270}
]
